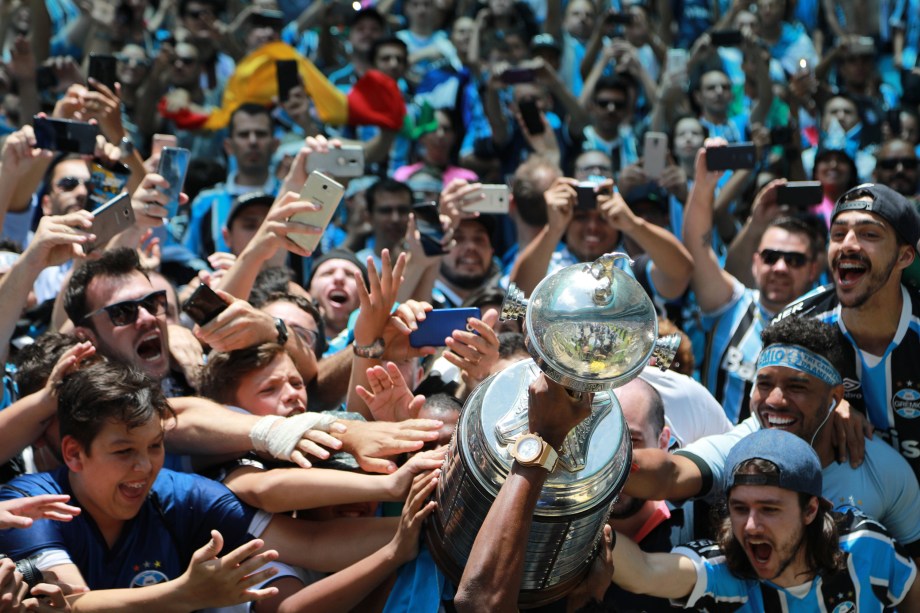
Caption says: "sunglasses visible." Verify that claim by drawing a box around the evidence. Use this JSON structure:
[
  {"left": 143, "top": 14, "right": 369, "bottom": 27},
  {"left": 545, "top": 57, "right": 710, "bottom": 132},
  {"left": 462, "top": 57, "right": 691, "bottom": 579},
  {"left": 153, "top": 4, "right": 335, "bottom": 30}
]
[
  {"left": 877, "top": 157, "right": 919, "bottom": 171},
  {"left": 594, "top": 98, "right": 625, "bottom": 111},
  {"left": 174, "top": 56, "right": 198, "bottom": 66},
  {"left": 116, "top": 55, "right": 151, "bottom": 68},
  {"left": 290, "top": 324, "right": 319, "bottom": 350},
  {"left": 56, "top": 176, "right": 92, "bottom": 192},
  {"left": 83, "top": 290, "right": 168, "bottom": 326},
  {"left": 759, "top": 249, "right": 808, "bottom": 268}
]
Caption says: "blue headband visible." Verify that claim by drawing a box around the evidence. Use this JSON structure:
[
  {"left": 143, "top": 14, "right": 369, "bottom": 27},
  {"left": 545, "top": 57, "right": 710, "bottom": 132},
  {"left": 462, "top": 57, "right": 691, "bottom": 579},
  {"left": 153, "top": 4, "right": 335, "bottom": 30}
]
[{"left": 756, "top": 344, "right": 842, "bottom": 387}]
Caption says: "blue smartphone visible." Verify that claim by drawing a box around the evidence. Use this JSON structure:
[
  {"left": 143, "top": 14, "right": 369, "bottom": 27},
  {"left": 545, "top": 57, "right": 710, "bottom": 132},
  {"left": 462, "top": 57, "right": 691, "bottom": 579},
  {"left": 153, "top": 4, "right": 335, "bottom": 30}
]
[
  {"left": 156, "top": 147, "right": 191, "bottom": 218},
  {"left": 409, "top": 307, "right": 481, "bottom": 347}
]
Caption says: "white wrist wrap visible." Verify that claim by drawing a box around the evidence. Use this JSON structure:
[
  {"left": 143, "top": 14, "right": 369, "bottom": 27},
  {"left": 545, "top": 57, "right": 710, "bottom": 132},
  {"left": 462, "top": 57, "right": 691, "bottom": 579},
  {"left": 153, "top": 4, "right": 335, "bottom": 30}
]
[{"left": 249, "top": 413, "right": 337, "bottom": 460}]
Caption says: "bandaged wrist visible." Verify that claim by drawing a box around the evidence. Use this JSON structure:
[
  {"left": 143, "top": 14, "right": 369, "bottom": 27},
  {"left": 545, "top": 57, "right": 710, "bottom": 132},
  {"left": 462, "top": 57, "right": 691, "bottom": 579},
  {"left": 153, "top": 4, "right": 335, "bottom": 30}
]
[{"left": 249, "top": 413, "right": 338, "bottom": 460}]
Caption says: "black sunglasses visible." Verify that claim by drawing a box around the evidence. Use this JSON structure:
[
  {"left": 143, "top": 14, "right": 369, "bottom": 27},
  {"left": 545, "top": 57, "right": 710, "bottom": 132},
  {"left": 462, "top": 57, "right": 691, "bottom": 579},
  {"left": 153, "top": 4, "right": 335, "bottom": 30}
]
[
  {"left": 877, "top": 157, "right": 919, "bottom": 171},
  {"left": 759, "top": 249, "right": 808, "bottom": 268},
  {"left": 56, "top": 176, "right": 92, "bottom": 192},
  {"left": 83, "top": 290, "right": 168, "bottom": 326}
]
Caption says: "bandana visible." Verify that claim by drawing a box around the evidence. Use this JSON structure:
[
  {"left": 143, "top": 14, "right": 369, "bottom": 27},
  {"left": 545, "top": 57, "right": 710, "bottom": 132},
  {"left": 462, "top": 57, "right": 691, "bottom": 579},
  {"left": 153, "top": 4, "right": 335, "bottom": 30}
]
[{"left": 756, "top": 343, "right": 841, "bottom": 387}]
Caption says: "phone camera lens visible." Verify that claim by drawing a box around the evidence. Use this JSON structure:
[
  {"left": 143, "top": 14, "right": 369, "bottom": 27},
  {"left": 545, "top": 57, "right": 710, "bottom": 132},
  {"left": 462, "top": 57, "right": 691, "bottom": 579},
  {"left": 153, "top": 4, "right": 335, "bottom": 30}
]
[{"left": 322, "top": 185, "right": 328, "bottom": 190}]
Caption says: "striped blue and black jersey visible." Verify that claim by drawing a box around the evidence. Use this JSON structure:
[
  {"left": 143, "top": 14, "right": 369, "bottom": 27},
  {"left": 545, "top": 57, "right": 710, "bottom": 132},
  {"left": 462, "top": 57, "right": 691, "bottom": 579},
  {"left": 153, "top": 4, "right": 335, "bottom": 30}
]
[
  {"left": 778, "top": 284, "right": 920, "bottom": 483},
  {"left": 701, "top": 282, "right": 774, "bottom": 424}
]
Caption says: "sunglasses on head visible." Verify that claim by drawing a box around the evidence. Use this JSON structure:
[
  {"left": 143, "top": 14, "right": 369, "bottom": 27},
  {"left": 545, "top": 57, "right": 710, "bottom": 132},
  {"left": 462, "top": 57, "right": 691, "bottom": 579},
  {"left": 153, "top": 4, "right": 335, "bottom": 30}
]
[
  {"left": 83, "top": 290, "right": 168, "bottom": 327},
  {"left": 56, "top": 176, "right": 92, "bottom": 192},
  {"left": 759, "top": 249, "right": 808, "bottom": 268},
  {"left": 877, "top": 157, "right": 919, "bottom": 171}
]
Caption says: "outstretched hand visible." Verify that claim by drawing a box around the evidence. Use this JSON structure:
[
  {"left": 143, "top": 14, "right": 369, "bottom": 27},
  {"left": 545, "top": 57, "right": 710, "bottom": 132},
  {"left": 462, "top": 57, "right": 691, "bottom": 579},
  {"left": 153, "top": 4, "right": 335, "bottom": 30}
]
[{"left": 0, "top": 495, "right": 81, "bottom": 530}]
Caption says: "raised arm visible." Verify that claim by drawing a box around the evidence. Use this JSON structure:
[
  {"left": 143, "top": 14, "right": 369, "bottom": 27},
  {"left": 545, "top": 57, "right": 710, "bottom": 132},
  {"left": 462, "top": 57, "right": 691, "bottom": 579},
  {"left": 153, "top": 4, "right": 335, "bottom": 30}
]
[
  {"left": 603, "top": 525, "right": 697, "bottom": 599},
  {"left": 681, "top": 140, "right": 737, "bottom": 313},
  {"left": 620, "top": 447, "right": 704, "bottom": 501},
  {"left": 454, "top": 375, "right": 592, "bottom": 612},
  {"left": 509, "top": 177, "right": 575, "bottom": 295}
]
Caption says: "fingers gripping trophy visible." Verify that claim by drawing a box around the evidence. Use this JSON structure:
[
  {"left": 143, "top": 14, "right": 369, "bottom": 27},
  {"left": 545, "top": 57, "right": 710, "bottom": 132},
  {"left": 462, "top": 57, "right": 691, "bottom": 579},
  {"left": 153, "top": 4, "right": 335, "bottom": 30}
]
[{"left": 426, "top": 253, "right": 681, "bottom": 607}]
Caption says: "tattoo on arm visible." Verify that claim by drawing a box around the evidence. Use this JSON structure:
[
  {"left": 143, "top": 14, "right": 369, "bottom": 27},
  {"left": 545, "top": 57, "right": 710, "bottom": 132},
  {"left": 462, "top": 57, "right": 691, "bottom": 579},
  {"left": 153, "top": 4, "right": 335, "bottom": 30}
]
[{"left": 701, "top": 230, "right": 713, "bottom": 248}]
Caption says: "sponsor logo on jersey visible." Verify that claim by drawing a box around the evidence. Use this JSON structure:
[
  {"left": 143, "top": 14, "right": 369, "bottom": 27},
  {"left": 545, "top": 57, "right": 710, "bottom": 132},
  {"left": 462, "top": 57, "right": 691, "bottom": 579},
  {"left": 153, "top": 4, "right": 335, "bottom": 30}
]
[{"left": 842, "top": 378, "right": 862, "bottom": 394}]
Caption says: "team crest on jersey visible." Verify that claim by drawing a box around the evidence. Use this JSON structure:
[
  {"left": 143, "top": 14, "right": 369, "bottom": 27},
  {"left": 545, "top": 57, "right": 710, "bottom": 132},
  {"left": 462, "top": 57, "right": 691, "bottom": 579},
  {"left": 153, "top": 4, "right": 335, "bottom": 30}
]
[
  {"left": 893, "top": 385, "right": 920, "bottom": 419},
  {"left": 130, "top": 561, "right": 168, "bottom": 587},
  {"left": 832, "top": 602, "right": 856, "bottom": 613}
]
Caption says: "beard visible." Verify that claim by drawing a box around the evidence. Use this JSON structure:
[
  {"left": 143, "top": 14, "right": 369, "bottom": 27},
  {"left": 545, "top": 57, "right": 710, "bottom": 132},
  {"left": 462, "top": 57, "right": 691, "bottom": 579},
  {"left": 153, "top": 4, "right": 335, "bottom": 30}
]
[{"left": 440, "top": 260, "right": 493, "bottom": 290}]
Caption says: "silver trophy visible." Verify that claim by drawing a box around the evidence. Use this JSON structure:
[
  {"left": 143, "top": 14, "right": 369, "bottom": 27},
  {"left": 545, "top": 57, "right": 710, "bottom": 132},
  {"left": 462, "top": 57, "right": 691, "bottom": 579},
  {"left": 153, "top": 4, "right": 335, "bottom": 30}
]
[{"left": 426, "top": 253, "right": 681, "bottom": 607}]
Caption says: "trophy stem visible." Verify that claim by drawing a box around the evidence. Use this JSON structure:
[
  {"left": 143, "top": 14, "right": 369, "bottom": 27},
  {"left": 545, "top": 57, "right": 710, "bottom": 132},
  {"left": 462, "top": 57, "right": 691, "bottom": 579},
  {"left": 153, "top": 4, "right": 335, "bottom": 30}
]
[{"left": 501, "top": 283, "right": 528, "bottom": 321}]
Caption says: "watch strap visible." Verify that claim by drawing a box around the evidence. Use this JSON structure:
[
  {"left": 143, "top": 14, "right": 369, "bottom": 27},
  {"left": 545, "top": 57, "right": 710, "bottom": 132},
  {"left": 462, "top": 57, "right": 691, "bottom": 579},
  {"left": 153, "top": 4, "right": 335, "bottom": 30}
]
[
  {"left": 353, "top": 337, "right": 385, "bottom": 359},
  {"left": 274, "top": 317, "right": 288, "bottom": 345}
]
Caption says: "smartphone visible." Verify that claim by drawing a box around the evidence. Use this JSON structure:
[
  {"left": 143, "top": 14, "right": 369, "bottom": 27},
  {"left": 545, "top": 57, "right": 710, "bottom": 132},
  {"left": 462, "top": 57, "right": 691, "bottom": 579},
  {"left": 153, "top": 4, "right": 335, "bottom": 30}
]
[
  {"left": 518, "top": 99, "right": 544, "bottom": 135},
  {"left": 501, "top": 67, "right": 535, "bottom": 84},
  {"left": 705, "top": 143, "right": 757, "bottom": 171},
  {"left": 33, "top": 117, "right": 100, "bottom": 155},
  {"left": 464, "top": 184, "right": 510, "bottom": 214},
  {"left": 576, "top": 182, "right": 598, "bottom": 210},
  {"left": 850, "top": 36, "right": 875, "bottom": 55},
  {"left": 606, "top": 12, "right": 634, "bottom": 25},
  {"left": 775, "top": 181, "right": 823, "bottom": 208},
  {"left": 88, "top": 159, "right": 130, "bottom": 209},
  {"left": 36, "top": 66, "right": 58, "bottom": 92},
  {"left": 276, "top": 59, "right": 300, "bottom": 103},
  {"left": 151, "top": 133, "right": 178, "bottom": 157},
  {"left": 769, "top": 126, "right": 794, "bottom": 146},
  {"left": 412, "top": 202, "right": 448, "bottom": 256},
  {"left": 85, "top": 192, "right": 135, "bottom": 253},
  {"left": 643, "top": 131, "right": 668, "bottom": 180},
  {"left": 88, "top": 53, "right": 117, "bottom": 90},
  {"left": 409, "top": 307, "right": 481, "bottom": 347},
  {"left": 181, "top": 283, "right": 228, "bottom": 326},
  {"left": 666, "top": 49, "right": 689, "bottom": 77},
  {"left": 157, "top": 147, "right": 191, "bottom": 218},
  {"left": 91, "top": 0, "right": 115, "bottom": 26},
  {"left": 709, "top": 29, "right": 743, "bottom": 47},
  {"left": 306, "top": 145, "right": 365, "bottom": 178},
  {"left": 289, "top": 171, "right": 345, "bottom": 252}
]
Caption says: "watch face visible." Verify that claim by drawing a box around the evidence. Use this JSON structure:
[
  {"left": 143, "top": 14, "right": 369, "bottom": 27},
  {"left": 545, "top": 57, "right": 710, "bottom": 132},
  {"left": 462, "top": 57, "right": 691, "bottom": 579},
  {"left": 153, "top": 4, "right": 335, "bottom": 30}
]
[{"left": 517, "top": 436, "right": 542, "bottom": 462}]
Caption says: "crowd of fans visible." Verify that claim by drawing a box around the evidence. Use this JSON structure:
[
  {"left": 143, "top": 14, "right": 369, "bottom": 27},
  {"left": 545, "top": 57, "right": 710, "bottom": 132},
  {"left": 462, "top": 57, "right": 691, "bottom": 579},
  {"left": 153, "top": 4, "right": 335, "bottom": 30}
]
[{"left": 0, "top": 0, "right": 917, "bottom": 610}]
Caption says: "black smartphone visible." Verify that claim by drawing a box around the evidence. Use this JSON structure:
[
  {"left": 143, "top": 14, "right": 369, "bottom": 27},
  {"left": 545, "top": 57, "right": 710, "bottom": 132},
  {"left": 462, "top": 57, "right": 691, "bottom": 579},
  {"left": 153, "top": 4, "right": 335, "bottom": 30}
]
[
  {"left": 575, "top": 182, "right": 597, "bottom": 210},
  {"left": 85, "top": 192, "right": 135, "bottom": 253},
  {"left": 709, "top": 29, "right": 743, "bottom": 47},
  {"left": 775, "top": 181, "right": 823, "bottom": 208},
  {"left": 518, "top": 99, "right": 544, "bottom": 135},
  {"left": 409, "top": 307, "right": 481, "bottom": 347},
  {"left": 606, "top": 12, "right": 634, "bottom": 25},
  {"left": 769, "top": 126, "right": 794, "bottom": 146},
  {"left": 705, "top": 143, "right": 757, "bottom": 171},
  {"left": 501, "top": 67, "right": 535, "bottom": 84},
  {"left": 276, "top": 59, "right": 300, "bottom": 103},
  {"left": 412, "top": 202, "right": 448, "bottom": 257},
  {"left": 33, "top": 116, "right": 100, "bottom": 154},
  {"left": 88, "top": 53, "right": 118, "bottom": 90},
  {"left": 36, "top": 66, "right": 58, "bottom": 92},
  {"left": 181, "top": 283, "right": 228, "bottom": 326}
]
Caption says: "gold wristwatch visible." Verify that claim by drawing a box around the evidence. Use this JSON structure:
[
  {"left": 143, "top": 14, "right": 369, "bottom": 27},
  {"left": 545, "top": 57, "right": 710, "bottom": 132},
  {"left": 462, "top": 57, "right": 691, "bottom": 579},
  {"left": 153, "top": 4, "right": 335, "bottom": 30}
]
[{"left": 509, "top": 433, "right": 558, "bottom": 471}]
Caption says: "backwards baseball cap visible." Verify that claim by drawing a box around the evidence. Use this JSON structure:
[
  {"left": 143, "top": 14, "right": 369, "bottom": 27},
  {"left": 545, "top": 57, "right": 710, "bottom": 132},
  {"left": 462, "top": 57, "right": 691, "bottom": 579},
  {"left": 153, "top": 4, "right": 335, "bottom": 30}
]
[
  {"left": 226, "top": 191, "right": 274, "bottom": 229},
  {"left": 833, "top": 183, "right": 920, "bottom": 250},
  {"left": 624, "top": 182, "right": 669, "bottom": 211},
  {"left": 725, "top": 429, "right": 823, "bottom": 499}
]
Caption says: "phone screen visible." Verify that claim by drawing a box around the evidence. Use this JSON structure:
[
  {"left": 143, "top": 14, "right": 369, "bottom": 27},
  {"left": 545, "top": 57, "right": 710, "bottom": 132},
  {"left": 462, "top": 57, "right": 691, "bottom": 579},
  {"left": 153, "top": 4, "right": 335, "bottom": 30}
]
[{"left": 157, "top": 147, "right": 191, "bottom": 218}]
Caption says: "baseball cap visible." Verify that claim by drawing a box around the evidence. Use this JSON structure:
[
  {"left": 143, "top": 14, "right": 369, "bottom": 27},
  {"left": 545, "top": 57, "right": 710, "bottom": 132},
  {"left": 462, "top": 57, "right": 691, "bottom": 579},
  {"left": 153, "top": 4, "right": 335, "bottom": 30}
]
[
  {"left": 225, "top": 192, "right": 275, "bottom": 229},
  {"left": 833, "top": 183, "right": 920, "bottom": 249},
  {"left": 724, "top": 429, "right": 823, "bottom": 499},
  {"left": 624, "top": 182, "right": 669, "bottom": 211},
  {"left": 531, "top": 33, "right": 561, "bottom": 54}
]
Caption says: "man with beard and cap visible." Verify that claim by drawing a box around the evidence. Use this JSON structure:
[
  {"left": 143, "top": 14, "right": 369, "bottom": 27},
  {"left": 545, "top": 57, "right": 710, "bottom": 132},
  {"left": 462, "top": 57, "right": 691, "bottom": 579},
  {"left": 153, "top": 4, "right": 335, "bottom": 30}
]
[
  {"left": 620, "top": 317, "right": 920, "bottom": 568},
  {"left": 777, "top": 182, "right": 920, "bottom": 484},
  {"left": 432, "top": 216, "right": 500, "bottom": 309},
  {"left": 873, "top": 139, "right": 920, "bottom": 199},
  {"left": 684, "top": 140, "right": 822, "bottom": 423},
  {"left": 583, "top": 428, "right": 919, "bottom": 612}
]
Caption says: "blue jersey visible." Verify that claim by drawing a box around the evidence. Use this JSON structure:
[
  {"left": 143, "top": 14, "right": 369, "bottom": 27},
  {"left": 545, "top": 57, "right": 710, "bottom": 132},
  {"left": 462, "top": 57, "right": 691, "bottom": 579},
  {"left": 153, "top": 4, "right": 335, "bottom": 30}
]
[
  {"left": 778, "top": 284, "right": 920, "bottom": 484},
  {"left": 701, "top": 281, "right": 772, "bottom": 423},
  {"left": 0, "top": 468, "right": 266, "bottom": 590},
  {"left": 673, "top": 507, "right": 917, "bottom": 612}
]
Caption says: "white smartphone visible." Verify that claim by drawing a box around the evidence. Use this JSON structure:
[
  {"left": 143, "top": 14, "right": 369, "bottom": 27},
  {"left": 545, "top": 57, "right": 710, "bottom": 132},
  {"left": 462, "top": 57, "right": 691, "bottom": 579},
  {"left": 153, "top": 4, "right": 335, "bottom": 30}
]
[
  {"left": 666, "top": 49, "right": 688, "bottom": 77},
  {"left": 305, "top": 145, "right": 365, "bottom": 178},
  {"left": 643, "top": 131, "right": 668, "bottom": 180},
  {"left": 464, "top": 184, "right": 510, "bottom": 214},
  {"left": 288, "top": 171, "right": 345, "bottom": 252}
]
